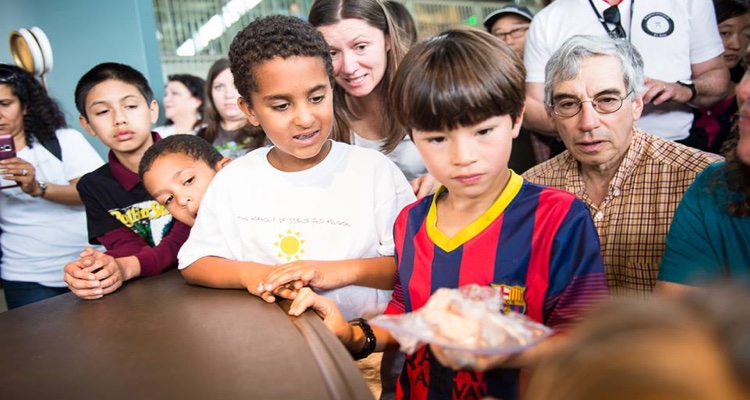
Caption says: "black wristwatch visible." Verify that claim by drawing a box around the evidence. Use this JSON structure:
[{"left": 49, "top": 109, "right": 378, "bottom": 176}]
[
  {"left": 676, "top": 79, "right": 697, "bottom": 102},
  {"left": 349, "top": 318, "right": 376, "bottom": 360}
]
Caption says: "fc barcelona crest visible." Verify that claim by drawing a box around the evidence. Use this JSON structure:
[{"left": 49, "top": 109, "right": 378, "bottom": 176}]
[{"left": 496, "top": 284, "right": 527, "bottom": 314}]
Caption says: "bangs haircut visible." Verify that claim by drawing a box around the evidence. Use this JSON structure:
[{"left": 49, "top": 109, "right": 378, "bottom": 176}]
[
  {"left": 139, "top": 134, "right": 223, "bottom": 179},
  {"left": 714, "top": 0, "right": 750, "bottom": 24},
  {"left": 390, "top": 28, "right": 525, "bottom": 133},
  {"left": 228, "top": 15, "right": 334, "bottom": 100}
]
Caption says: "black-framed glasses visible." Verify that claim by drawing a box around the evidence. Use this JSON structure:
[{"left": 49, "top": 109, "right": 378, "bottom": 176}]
[
  {"left": 551, "top": 90, "right": 634, "bottom": 118},
  {"left": 492, "top": 26, "right": 529, "bottom": 40}
]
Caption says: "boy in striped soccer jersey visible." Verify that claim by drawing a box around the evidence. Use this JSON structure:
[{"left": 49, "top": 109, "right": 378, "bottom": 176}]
[{"left": 287, "top": 28, "right": 608, "bottom": 400}]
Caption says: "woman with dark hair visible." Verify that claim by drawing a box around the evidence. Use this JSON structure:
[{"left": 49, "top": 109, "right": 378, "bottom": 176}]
[
  {"left": 0, "top": 64, "right": 103, "bottom": 309},
  {"left": 154, "top": 73, "right": 205, "bottom": 137},
  {"left": 689, "top": 0, "right": 750, "bottom": 154},
  {"left": 656, "top": 45, "right": 750, "bottom": 297},
  {"left": 197, "top": 58, "right": 264, "bottom": 158}
]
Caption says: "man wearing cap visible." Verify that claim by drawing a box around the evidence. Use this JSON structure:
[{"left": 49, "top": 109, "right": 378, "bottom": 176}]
[
  {"left": 484, "top": 5, "right": 564, "bottom": 173},
  {"left": 522, "top": 0, "right": 730, "bottom": 145},
  {"left": 484, "top": 5, "right": 534, "bottom": 58}
]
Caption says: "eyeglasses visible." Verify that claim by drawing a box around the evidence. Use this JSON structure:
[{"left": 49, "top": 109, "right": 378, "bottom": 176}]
[
  {"left": 551, "top": 90, "right": 634, "bottom": 118},
  {"left": 492, "top": 26, "right": 529, "bottom": 40}
]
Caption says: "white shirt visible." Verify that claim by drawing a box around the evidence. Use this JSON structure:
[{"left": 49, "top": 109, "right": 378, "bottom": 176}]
[
  {"left": 525, "top": 0, "right": 724, "bottom": 140},
  {"left": 352, "top": 132, "right": 427, "bottom": 181},
  {"left": 0, "top": 129, "right": 104, "bottom": 286},
  {"left": 179, "top": 141, "right": 416, "bottom": 319}
]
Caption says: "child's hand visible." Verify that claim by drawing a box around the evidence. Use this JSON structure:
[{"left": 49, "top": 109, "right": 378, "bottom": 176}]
[
  {"left": 260, "top": 260, "right": 345, "bottom": 294},
  {"left": 430, "top": 344, "right": 515, "bottom": 372},
  {"left": 64, "top": 248, "right": 113, "bottom": 299},
  {"left": 287, "top": 288, "right": 353, "bottom": 343},
  {"left": 64, "top": 258, "right": 102, "bottom": 300},
  {"left": 63, "top": 248, "right": 126, "bottom": 300},
  {"left": 410, "top": 174, "right": 440, "bottom": 199},
  {"left": 257, "top": 282, "right": 300, "bottom": 304}
]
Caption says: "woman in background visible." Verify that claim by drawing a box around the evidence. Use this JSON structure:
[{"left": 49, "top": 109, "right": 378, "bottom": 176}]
[
  {"left": 197, "top": 58, "right": 264, "bottom": 158},
  {"left": 656, "top": 119, "right": 750, "bottom": 292},
  {"left": 656, "top": 40, "right": 750, "bottom": 296},
  {"left": 689, "top": 0, "right": 750, "bottom": 154},
  {"left": 153, "top": 73, "right": 205, "bottom": 137},
  {"left": 309, "top": 0, "right": 437, "bottom": 197},
  {"left": 0, "top": 64, "right": 103, "bottom": 309}
]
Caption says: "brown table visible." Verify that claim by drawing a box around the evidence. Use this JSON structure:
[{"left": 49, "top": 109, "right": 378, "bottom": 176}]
[{"left": 0, "top": 270, "right": 373, "bottom": 399}]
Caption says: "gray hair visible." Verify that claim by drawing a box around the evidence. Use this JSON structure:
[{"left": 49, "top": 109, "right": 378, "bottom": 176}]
[{"left": 544, "top": 35, "right": 645, "bottom": 109}]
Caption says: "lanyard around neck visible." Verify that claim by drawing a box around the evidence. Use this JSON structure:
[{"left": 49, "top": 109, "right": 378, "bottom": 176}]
[{"left": 588, "top": 0, "right": 635, "bottom": 40}]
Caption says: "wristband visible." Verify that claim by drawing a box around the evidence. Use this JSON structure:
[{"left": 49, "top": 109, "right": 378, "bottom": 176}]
[
  {"left": 36, "top": 180, "right": 48, "bottom": 198},
  {"left": 349, "top": 318, "right": 376, "bottom": 360}
]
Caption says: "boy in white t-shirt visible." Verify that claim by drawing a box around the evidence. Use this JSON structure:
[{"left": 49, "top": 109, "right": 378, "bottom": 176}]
[{"left": 177, "top": 15, "right": 415, "bottom": 320}]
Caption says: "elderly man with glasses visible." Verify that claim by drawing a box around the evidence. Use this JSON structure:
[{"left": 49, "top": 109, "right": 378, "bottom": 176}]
[
  {"left": 524, "top": 35, "right": 723, "bottom": 298},
  {"left": 522, "top": 0, "right": 729, "bottom": 147}
]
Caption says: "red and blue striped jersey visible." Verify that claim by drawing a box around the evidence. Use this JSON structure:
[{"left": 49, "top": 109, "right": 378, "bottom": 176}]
[{"left": 385, "top": 173, "right": 608, "bottom": 400}]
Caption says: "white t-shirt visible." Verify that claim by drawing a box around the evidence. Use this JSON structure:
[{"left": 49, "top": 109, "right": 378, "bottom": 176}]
[
  {"left": 152, "top": 124, "right": 202, "bottom": 137},
  {"left": 352, "top": 132, "right": 427, "bottom": 181},
  {"left": 0, "top": 129, "right": 105, "bottom": 286},
  {"left": 178, "top": 141, "right": 416, "bottom": 320},
  {"left": 525, "top": 0, "right": 724, "bottom": 141}
]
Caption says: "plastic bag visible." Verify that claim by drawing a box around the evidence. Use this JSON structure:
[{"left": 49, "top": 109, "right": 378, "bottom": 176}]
[{"left": 370, "top": 284, "right": 551, "bottom": 356}]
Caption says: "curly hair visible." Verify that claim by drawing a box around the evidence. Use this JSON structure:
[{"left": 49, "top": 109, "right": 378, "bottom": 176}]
[
  {"left": 0, "top": 64, "right": 66, "bottom": 146},
  {"left": 164, "top": 73, "right": 205, "bottom": 129},
  {"left": 309, "top": 0, "right": 408, "bottom": 153},
  {"left": 229, "top": 15, "right": 334, "bottom": 98},
  {"left": 139, "top": 134, "right": 223, "bottom": 179},
  {"left": 227, "top": 15, "right": 348, "bottom": 142},
  {"left": 716, "top": 134, "right": 750, "bottom": 216},
  {"left": 198, "top": 58, "right": 265, "bottom": 151}
]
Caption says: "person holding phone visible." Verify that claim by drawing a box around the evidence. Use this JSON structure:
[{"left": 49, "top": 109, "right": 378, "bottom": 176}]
[
  {"left": 0, "top": 134, "right": 20, "bottom": 188},
  {"left": 0, "top": 64, "right": 103, "bottom": 309}
]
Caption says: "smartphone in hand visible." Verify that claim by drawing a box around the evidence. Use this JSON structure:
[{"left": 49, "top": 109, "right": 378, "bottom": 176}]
[{"left": 0, "top": 134, "right": 20, "bottom": 189}]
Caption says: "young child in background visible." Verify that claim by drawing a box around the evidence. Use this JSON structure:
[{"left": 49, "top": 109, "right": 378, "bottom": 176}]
[
  {"left": 177, "top": 15, "right": 415, "bottom": 321},
  {"left": 63, "top": 63, "right": 191, "bottom": 300},
  {"left": 139, "top": 134, "right": 230, "bottom": 227},
  {"left": 286, "top": 28, "right": 609, "bottom": 400}
]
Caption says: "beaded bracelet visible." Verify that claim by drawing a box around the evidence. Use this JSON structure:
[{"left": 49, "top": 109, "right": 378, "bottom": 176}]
[{"left": 349, "top": 318, "right": 376, "bottom": 360}]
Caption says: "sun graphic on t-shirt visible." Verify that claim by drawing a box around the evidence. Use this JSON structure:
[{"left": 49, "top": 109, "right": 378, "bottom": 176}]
[{"left": 275, "top": 230, "right": 305, "bottom": 261}]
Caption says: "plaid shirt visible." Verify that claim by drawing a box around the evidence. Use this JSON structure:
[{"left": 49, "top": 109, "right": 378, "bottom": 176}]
[{"left": 524, "top": 128, "right": 723, "bottom": 297}]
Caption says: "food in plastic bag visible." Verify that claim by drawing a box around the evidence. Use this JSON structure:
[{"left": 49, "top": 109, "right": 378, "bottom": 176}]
[{"left": 370, "top": 284, "right": 551, "bottom": 355}]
